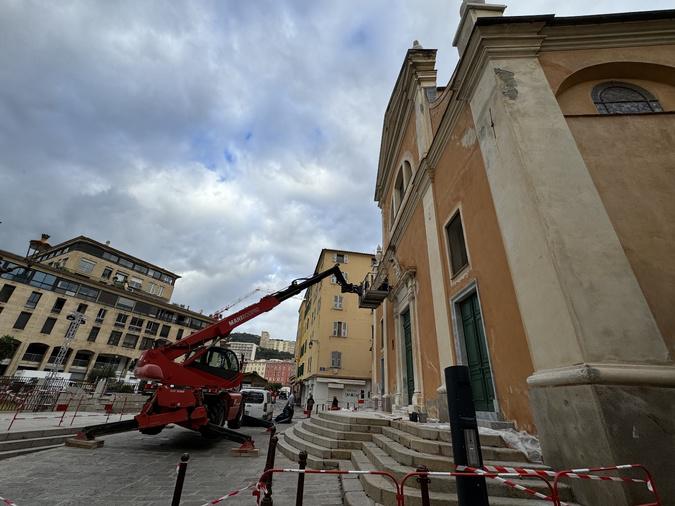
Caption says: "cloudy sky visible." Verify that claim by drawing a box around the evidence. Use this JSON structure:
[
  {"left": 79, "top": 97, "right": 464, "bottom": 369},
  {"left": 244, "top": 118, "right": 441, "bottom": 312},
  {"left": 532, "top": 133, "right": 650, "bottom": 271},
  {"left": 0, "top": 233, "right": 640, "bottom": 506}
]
[{"left": 0, "top": 0, "right": 671, "bottom": 340}]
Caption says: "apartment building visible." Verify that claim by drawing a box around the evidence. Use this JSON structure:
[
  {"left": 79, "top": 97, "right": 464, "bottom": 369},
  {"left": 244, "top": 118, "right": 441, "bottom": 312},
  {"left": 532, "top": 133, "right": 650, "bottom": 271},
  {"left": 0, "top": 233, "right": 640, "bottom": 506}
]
[
  {"left": 265, "top": 360, "right": 293, "bottom": 386},
  {"left": 226, "top": 341, "right": 257, "bottom": 362},
  {"left": 295, "top": 249, "right": 374, "bottom": 408},
  {"left": 360, "top": 3, "right": 675, "bottom": 502},
  {"left": 0, "top": 236, "right": 213, "bottom": 379},
  {"left": 243, "top": 359, "right": 267, "bottom": 377},
  {"left": 260, "top": 330, "right": 295, "bottom": 354}
]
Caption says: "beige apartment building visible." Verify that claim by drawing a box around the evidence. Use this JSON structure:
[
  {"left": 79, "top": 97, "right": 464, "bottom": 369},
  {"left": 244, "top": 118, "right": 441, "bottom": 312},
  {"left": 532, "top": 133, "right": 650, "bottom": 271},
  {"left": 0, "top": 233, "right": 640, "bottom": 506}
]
[
  {"left": 243, "top": 359, "right": 267, "bottom": 377},
  {"left": 0, "top": 236, "right": 213, "bottom": 379},
  {"left": 260, "top": 331, "right": 295, "bottom": 354},
  {"left": 361, "top": 3, "right": 675, "bottom": 502},
  {"left": 295, "top": 249, "right": 374, "bottom": 408}
]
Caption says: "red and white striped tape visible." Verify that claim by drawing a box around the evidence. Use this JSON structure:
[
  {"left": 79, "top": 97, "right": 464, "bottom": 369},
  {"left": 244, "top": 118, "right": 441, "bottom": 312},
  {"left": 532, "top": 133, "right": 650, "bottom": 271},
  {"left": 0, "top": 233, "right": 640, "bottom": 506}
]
[
  {"left": 0, "top": 495, "right": 17, "bottom": 505},
  {"left": 200, "top": 482, "right": 257, "bottom": 505},
  {"left": 456, "top": 464, "right": 649, "bottom": 485}
]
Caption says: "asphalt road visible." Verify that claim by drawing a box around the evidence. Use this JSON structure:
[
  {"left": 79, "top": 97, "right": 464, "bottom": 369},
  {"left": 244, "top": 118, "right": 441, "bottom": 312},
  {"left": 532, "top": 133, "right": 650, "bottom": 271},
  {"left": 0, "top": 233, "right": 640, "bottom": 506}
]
[{"left": 0, "top": 407, "right": 341, "bottom": 506}]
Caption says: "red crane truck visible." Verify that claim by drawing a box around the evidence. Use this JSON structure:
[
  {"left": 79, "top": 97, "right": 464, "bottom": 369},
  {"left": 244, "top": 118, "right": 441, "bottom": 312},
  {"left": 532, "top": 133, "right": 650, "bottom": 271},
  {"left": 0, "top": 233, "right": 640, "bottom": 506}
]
[{"left": 77, "top": 265, "right": 360, "bottom": 450}]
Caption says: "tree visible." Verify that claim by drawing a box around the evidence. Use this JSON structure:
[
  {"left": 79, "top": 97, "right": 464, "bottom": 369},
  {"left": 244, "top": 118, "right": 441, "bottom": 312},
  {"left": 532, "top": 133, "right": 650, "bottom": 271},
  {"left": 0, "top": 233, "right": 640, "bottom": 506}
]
[
  {"left": 0, "top": 335, "right": 19, "bottom": 361},
  {"left": 268, "top": 382, "right": 282, "bottom": 394},
  {"left": 87, "top": 365, "right": 117, "bottom": 382}
]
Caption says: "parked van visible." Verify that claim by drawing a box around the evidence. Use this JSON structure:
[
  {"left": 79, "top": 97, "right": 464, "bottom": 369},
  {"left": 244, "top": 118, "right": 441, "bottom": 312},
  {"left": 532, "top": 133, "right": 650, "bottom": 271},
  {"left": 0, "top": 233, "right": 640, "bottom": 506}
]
[{"left": 241, "top": 388, "right": 272, "bottom": 421}]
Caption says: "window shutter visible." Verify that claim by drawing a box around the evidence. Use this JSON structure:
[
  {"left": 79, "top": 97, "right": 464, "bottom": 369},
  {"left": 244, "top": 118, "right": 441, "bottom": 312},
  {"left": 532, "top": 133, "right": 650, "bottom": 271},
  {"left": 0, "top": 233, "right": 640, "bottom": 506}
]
[
  {"left": 333, "top": 321, "right": 338, "bottom": 335},
  {"left": 343, "top": 322, "right": 348, "bottom": 337},
  {"left": 344, "top": 254, "right": 348, "bottom": 263},
  {"left": 332, "top": 253, "right": 337, "bottom": 263}
]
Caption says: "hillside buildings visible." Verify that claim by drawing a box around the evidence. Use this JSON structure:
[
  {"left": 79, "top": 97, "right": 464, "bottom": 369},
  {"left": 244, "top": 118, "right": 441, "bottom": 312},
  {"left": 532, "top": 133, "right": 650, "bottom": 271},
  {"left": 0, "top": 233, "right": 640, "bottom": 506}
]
[
  {"left": 295, "top": 249, "right": 374, "bottom": 408},
  {"left": 243, "top": 358, "right": 294, "bottom": 386},
  {"left": 361, "top": 3, "right": 675, "bottom": 503},
  {"left": 260, "top": 330, "right": 295, "bottom": 354},
  {"left": 0, "top": 236, "right": 213, "bottom": 379}
]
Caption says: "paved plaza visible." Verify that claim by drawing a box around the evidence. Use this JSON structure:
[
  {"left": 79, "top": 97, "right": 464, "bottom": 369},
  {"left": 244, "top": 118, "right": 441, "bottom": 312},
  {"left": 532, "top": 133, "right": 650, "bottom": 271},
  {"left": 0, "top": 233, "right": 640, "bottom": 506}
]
[{"left": 0, "top": 418, "right": 342, "bottom": 506}]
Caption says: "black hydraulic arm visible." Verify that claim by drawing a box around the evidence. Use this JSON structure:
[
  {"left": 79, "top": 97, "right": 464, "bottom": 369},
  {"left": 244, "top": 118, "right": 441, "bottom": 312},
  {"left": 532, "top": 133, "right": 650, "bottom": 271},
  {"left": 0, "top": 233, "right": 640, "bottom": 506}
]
[{"left": 271, "top": 265, "right": 361, "bottom": 303}]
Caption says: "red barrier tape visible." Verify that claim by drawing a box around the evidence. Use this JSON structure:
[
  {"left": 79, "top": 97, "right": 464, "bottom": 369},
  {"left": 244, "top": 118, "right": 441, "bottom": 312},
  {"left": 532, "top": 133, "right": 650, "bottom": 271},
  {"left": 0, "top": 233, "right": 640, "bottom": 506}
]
[
  {"left": 199, "top": 482, "right": 257, "bottom": 505},
  {"left": 553, "top": 464, "right": 662, "bottom": 506},
  {"left": 0, "top": 495, "right": 17, "bottom": 505}
]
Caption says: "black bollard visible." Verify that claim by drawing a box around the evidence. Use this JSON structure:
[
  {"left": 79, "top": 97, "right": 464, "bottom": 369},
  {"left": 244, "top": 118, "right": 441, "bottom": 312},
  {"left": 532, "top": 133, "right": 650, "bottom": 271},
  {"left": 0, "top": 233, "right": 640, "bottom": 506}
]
[
  {"left": 171, "top": 453, "right": 190, "bottom": 506},
  {"left": 295, "top": 450, "right": 308, "bottom": 506},
  {"left": 445, "top": 366, "right": 489, "bottom": 506},
  {"left": 261, "top": 434, "right": 278, "bottom": 506},
  {"left": 416, "top": 465, "right": 431, "bottom": 506}
]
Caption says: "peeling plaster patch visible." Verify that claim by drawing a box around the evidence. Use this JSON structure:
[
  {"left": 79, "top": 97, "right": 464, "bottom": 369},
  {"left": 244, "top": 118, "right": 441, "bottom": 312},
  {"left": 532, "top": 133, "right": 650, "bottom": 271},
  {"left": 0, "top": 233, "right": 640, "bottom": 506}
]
[
  {"left": 495, "top": 68, "right": 518, "bottom": 100},
  {"left": 461, "top": 127, "right": 477, "bottom": 148}
]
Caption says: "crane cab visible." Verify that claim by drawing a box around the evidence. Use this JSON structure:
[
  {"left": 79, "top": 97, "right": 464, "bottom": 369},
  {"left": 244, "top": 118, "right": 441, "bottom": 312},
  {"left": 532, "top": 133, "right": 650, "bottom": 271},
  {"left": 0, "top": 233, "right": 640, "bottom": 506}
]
[{"left": 190, "top": 346, "right": 241, "bottom": 383}]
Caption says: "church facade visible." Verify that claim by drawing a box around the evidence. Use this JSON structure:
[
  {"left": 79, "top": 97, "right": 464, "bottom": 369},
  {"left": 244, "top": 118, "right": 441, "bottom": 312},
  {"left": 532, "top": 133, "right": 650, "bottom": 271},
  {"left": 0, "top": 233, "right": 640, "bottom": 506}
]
[{"left": 362, "top": 3, "right": 675, "bottom": 503}]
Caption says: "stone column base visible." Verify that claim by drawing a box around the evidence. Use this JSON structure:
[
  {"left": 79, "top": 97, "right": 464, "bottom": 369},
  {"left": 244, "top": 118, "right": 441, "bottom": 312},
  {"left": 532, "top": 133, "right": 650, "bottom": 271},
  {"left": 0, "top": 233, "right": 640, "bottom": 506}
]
[
  {"left": 436, "top": 384, "right": 449, "bottom": 422},
  {"left": 529, "top": 365, "right": 675, "bottom": 505}
]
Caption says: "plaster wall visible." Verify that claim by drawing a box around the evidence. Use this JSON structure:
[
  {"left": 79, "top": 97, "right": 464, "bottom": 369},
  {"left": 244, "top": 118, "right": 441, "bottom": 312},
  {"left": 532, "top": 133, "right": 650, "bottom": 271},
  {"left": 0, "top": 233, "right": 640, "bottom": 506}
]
[{"left": 432, "top": 105, "right": 535, "bottom": 431}]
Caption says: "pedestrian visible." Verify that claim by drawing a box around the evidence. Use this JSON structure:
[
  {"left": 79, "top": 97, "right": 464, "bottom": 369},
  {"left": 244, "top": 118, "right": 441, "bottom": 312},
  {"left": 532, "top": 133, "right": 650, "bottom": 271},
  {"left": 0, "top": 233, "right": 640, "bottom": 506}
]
[
  {"left": 274, "top": 391, "right": 295, "bottom": 423},
  {"left": 331, "top": 396, "right": 339, "bottom": 410},
  {"left": 306, "top": 394, "right": 315, "bottom": 417}
]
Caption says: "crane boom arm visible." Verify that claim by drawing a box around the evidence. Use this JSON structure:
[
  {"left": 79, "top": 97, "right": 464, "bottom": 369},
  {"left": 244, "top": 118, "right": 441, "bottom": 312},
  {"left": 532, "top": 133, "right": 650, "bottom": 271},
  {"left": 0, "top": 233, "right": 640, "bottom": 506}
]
[{"left": 159, "top": 265, "right": 360, "bottom": 362}]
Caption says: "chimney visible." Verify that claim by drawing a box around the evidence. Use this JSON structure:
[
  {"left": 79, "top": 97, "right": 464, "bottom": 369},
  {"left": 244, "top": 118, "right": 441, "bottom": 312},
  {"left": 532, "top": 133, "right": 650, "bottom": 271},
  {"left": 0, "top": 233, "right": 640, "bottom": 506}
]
[{"left": 453, "top": 0, "right": 506, "bottom": 56}]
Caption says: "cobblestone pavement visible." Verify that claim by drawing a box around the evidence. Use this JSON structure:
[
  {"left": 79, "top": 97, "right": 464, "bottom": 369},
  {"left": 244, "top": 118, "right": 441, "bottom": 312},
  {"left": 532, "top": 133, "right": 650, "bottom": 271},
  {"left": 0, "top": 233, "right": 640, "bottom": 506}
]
[{"left": 0, "top": 419, "right": 342, "bottom": 506}]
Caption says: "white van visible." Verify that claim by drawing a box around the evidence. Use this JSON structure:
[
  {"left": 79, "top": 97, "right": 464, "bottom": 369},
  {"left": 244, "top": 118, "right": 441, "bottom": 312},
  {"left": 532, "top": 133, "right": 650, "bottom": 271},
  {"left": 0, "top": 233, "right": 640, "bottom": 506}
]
[{"left": 241, "top": 388, "right": 272, "bottom": 421}]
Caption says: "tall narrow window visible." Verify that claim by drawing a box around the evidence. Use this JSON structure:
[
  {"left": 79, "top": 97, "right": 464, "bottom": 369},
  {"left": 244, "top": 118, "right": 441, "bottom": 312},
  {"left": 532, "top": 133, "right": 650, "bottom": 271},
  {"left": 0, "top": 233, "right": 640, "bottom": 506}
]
[
  {"left": 51, "top": 298, "right": 66, "bottom": 314},
  {"left": 446, "top": 212, "right": 469, "bottom": 276},
  {"left": 331, "top": 351, "right": 342, "bottom": 368},
  {"left": 176, "top": 328, "right": 184, "bottom": 340},
  {"left": 114, "top": 313, "right": 128, "bottom": 328},
  {"left": 41, "top": 317, "right": 57, "bottom": 334},
  {"left": 0, "top": 284, "right": 16, "bottom": 303},
  {"left": 160, "top": 325, "right": 171, "bottom": 338},
  {"left": 95, "top": 308, "right": 107, "bottom": 323},
  {"left": 13, "top": 311, "right": 32, "bottom": 330},
  {"left": 333, "top": 295, "right": 343, "bottom": 310},
  {"left": 25, "top": 291, "right": 42, "bottom": 309},
  {"left": 76, "top": 303, "right": 88, "bottom": 314},
  {"left": 592, "top": 81, "right": 663, "bottom": 115},
  {"left": 332, "top": 321, "right": 348, "bottom": 337},
  {"left": 88, "top": 326, "right": 100, "bottom": 342}
]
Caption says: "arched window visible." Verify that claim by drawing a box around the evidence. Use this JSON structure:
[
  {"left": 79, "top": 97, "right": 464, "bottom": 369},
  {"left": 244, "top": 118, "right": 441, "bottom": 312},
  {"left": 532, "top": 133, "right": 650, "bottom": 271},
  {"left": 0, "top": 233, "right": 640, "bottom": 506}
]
[{"left": 592, "top": 81, "right": 663, "bottom": 115}]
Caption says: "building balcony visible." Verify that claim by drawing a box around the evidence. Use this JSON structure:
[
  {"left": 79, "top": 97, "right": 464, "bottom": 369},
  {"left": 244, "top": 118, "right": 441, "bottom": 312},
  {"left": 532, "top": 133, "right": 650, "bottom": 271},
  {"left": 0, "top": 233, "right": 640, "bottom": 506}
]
[{"left": 358, "top": 271, "right": 389, "bottom": 309}]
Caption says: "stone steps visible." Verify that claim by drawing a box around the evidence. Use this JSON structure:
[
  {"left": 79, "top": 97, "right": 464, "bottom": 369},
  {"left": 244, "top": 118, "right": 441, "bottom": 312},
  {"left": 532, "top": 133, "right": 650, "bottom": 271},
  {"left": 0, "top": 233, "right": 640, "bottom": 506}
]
[
  {"left": 276, "top": 432, "right": 340, "bottom": 470},
  {"left": 381, "top": 425, "right": 528, "bottom": 463},
  {"left": 288, "top": 412, "right": 577, "bottom": 506},
  {"left": 303, "top": 418, "right": 373, "bottom": 442},
  {"left": 296, "top": 421, "right": 363, "bottom": 450},
  {"left": 360, "top": 441, "right": 574, "bottom": 501},
  {"left": 352, "top": 449, "right": 570, "bottom": 506},
  {"left": 0, "top": 427, "right": 79, "bottom": 460}
]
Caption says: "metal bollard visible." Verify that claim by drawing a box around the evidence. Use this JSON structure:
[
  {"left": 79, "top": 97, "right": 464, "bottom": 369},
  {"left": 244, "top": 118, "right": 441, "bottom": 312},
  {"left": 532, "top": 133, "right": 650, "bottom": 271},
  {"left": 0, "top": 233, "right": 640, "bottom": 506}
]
[
  {"left": 295, "top": 450, "right": 308, "bottom": 506},
  {"left": 261, "top": 433, "right": 278, "bottom": 506},
  {"left": 171, "top": 453, "right": 190, "bottom": 506},
  {"left": 416, "top": 465, "right": 431, "bottom": 506}
]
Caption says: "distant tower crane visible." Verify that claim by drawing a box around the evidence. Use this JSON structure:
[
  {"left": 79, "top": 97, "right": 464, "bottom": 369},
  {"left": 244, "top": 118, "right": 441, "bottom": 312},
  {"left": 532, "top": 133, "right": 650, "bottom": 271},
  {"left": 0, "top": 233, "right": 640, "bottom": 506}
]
[{"left": 212, "top": 288, "right": 263, "bottom": 320}]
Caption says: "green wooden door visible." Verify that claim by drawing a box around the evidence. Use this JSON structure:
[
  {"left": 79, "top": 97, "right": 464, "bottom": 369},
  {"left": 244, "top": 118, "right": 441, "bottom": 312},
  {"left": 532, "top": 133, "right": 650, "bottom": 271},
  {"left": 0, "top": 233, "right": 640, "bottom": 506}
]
[
  {"left": 402, "top": 309, "right": 415, "bottom": 405},
  {"left": 459, "top": 293, "right": 494, "bottom": 412}
]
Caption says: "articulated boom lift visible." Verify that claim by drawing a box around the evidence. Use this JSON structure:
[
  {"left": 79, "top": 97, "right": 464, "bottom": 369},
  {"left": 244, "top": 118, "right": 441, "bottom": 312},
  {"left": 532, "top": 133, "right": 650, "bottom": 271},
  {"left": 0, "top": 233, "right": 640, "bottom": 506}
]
[{"left": 79, "top": 265, "right": 360, "bottom": 449}]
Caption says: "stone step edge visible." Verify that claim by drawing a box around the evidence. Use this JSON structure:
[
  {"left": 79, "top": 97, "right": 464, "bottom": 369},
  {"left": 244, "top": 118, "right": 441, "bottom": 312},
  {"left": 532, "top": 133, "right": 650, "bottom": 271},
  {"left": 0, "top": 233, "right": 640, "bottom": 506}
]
[
  {"left": 360, "top": 441, "right": 574, "bottom": 500},
  {"left": 0, "top": 434, "right": 74, "bottom": 451},
  {"left": 302, "top": 419, "right": 373, "bottom": 441},
  {"left": 317, "top": 412, "right": 391, "bottom": 427},
  {"left": 0, "top": 427, "right": 79, "bottom": 442},
  {"left": 381, "top": 425, "right": 529, "bottom": 464},
  {"left": 276, "top": 435, "right": 339, "bottom": 470},
  {"left": 372, "top": 432, "right": 551, "bottom": 471},
  {"left": 0, "top": 443, "right": 63, "bottom": 460},
  {"left": 295, "top": 421, "right": 363, "bottom": 450}
]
